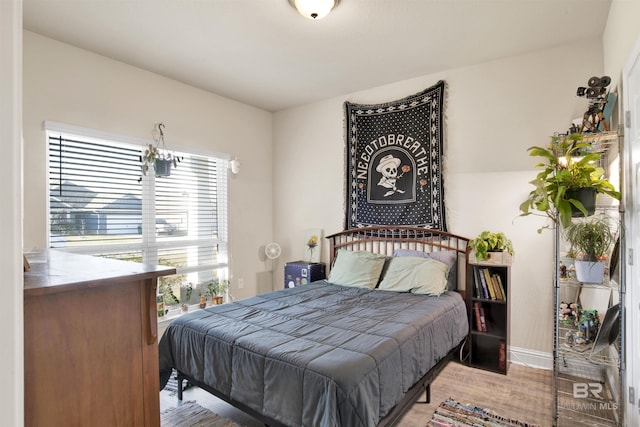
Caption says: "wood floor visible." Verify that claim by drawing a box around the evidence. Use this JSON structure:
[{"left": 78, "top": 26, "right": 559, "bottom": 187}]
[{"left": 160, "top": 362, "right": 554, "bottom": 426}]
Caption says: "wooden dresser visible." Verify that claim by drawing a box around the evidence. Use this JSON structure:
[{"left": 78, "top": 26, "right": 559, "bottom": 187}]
[{"left": 24, "top": 250, "right": 175, "bottom": 427}]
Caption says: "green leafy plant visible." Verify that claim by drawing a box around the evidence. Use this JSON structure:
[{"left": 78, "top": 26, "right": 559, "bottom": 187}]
[
  {"left": 563, "top": 217, "right": 616, "bottom": 262},
  {"left": 469, "top": 231, "right": 514, "bottom": 261},
  {"left": 159, "top": 281, "right": 180, "bottom": 305},
  {"left": 206, "top": 279, "right": 229, "bottom": 297},
  {"left": 519, "top": 133, "right": 620, "bottom": 232},
  {"left": 180, "top": 282, "right": 194, "bottom": 307}
]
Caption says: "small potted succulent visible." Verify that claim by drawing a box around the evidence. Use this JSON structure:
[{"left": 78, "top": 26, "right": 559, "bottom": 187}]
[{"left": 469, "top": 231, "right": 514, "bottom": 265}]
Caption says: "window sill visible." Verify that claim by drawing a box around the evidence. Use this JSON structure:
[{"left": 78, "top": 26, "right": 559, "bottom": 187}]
[{"left": 157, "top": 305, "right": 199, "bottom": 327}]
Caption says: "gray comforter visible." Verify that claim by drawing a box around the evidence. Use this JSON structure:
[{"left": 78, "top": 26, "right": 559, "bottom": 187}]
[{"left": 159, "top": 281, "right": 468, "bottom": 427}]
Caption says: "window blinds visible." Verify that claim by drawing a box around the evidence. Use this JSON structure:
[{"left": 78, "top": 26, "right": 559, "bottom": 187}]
[{"left": 47, "top": 128, "right": 228, "bottom": 285}]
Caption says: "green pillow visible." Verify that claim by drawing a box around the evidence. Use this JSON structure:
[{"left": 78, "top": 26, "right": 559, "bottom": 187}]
[
  {"left": 378, "top": 256, "right": 450, "bottom": 296},
  {"left": 392, "top": 249, "right": 458, "bottom": 291},
  {"left": 327, "top": 250, "right": 387, "bottom": 289}
]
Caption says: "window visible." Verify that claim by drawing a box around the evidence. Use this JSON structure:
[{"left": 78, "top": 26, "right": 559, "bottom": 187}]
[{"left": 47, "top": 122, "right": 228, "bottom": 311}]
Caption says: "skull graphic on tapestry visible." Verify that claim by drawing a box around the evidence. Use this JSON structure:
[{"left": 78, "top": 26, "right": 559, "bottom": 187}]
[{"left": 370, "top": 150, "right": 415, "bottom": 202}]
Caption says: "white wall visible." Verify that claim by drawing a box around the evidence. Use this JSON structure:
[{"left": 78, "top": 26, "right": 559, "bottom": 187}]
[
  {"left": 0, "top": 1, "right": 24, "bottom": 425},
  {"left": 22, "top": 31, "right": 274, "bottom": 300},
  {"left": 603, "top": 0, "right": 640, "bottom": 87},
  {"left": 603, "top": 1, "right": 640, "bottom": 423},
  {"left": 273, "top": 40, "right": 603, "bottom": 356}
]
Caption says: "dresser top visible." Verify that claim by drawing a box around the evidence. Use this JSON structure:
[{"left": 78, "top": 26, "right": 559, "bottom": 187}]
[{"left": 24, "top": 250, "right": 176, "bottom": 297}]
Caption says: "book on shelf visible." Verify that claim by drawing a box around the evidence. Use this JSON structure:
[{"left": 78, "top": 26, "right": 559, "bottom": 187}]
[
  {"left": 475, "top": 266, "right": 489, "bottom": 299},
  {"left": 490, "top": 273, "right": 505, "bottom": 301},
  {"left": 473, "top": 301, "right": 487, "bottom": 332},
  {"left": 472, "top": 267, "right": 479, "bottom": 298},
  {"left": 483, "top": 268, "right": 497, "bottom": 300},
  {"left": 473, "top": 267, "right": 485, "bottom": 299},
  {"left": 473, "top": 302, "right": 483, "bottom": 331},
  {"left": 498, "top": 340, "right": 506, "bottom": 370},
  {"left": 475, "top": 267, "right": 507, "bottom": 302},
  {"left": 494, "top": 274, "right": 506, "bottom": 301},
  {"left": 490, "top": 274, "right": 501, "bottom": 300}
]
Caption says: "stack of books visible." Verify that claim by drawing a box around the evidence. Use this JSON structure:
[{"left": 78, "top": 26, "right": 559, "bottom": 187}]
[{"left": 472, "top": 267, "right": 507, "bottom": 301}]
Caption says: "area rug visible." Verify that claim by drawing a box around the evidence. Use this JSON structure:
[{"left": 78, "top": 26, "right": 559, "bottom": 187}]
[
  {"left": 344, "top": 80, "right": 447, "bottom": 231},
  {"left": 161, "top": 401, "right": 243, "bottom": 427},
  {"left": 427, "top": 397, "right": 540, "bottom": 427}
]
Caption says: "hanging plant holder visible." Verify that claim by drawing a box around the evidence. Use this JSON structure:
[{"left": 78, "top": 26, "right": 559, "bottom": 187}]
[{"left": 141, "top": 123, "right": 181, "bottom": 177}]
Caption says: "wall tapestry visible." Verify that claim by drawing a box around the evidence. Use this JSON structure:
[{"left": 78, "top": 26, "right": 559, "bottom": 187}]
[{"left": 344, "top": 81, "right": 447, "bottom": 231}]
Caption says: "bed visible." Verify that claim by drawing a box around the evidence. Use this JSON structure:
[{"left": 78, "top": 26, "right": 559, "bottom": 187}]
[{"left": 159, "top": 226, "right": 470, "bottom": 427}]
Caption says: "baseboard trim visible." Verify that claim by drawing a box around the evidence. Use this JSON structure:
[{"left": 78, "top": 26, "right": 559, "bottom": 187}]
[{"left": 510, "top": 346, "right": 553, "bottom": 371}]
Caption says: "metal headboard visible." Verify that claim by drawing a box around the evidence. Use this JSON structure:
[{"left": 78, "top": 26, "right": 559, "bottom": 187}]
[{"left": 326, "top": 226, "right": 471, "bottom": 292}]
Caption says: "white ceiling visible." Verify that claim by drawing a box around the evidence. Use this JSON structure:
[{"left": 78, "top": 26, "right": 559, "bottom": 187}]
[{"left": 23, "top": 0, "right": 612, "bottom": 112}]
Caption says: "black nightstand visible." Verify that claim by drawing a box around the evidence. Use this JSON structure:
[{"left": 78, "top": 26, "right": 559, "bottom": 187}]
[{"left": 284, "top": 261, "right": 326, "bottom": 288}]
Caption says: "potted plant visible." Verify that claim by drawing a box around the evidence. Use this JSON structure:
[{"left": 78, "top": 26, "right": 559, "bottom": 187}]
[
  {"left": 519, "top": 133, "right": 620, "bottom": 232},
  {"left": 181, "top": 282, "right": 193, "bottom": 303},
  {"left": 469, "top": 231, "right": 514, "bottom": 264},
  {"left": 141, "top": 123, "right": 181, "bottom": 177},
  {"left": 159, "top": 281, "right": 180, "bottom": 306},
  {"left": 563, "top": 216, "right": 616, "bottom": 284},
  {"left": 198, "top": 294, "right": 207, "bottom": 309},
  {"left": 207, "top": 279, "right": 229, "bottom": 305},
  {"left": 180, "top": 283, "right": 193, "bottom": 312}
]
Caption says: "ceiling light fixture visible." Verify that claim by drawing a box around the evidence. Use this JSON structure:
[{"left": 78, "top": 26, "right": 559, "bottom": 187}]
[{"left": 288, "top": 0, "right": 339, "bottom": 20}]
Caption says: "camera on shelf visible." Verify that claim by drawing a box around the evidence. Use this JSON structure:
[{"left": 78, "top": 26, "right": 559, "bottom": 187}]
[
  {"left": 577, "top": 75, "right": 612, "bottom": 133},
  {"left": 577, "top": 75, "right": 611, "bottom": 99}
]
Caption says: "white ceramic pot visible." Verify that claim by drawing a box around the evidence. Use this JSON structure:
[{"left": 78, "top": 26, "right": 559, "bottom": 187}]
[{"left": 574, "top": 260, "right": 605, "bottom": 284}]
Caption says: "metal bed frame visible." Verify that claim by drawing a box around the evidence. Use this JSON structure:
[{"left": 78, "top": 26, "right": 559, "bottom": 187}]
[{"left": 176, "top": 226, "right": 471, "bottom": 427}]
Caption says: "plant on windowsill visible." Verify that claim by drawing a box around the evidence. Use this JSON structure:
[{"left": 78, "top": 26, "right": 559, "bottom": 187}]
[
  {"left": 469, "top": 231, "right": 514, "bottom": 265},
  {"left": 159, "top": 281, "right": 180, "bottom": 306},
  {"left": 180, "top": 283, "right": 193, "bottom": 312},
  {"left": 519, "top": 133, "right": 621, "bottom": 232},
  {"left": 563, "top": 216, "right": 616, "bottom": 284},
  {"left": 198, "top": 294, "right": 207, "bottom": 309},
  {"left": 205, "top": 279, "right": 229, "bottom": 305},
  {"left": 141, "top": 123, "right": 182, "bottom": 177}
]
